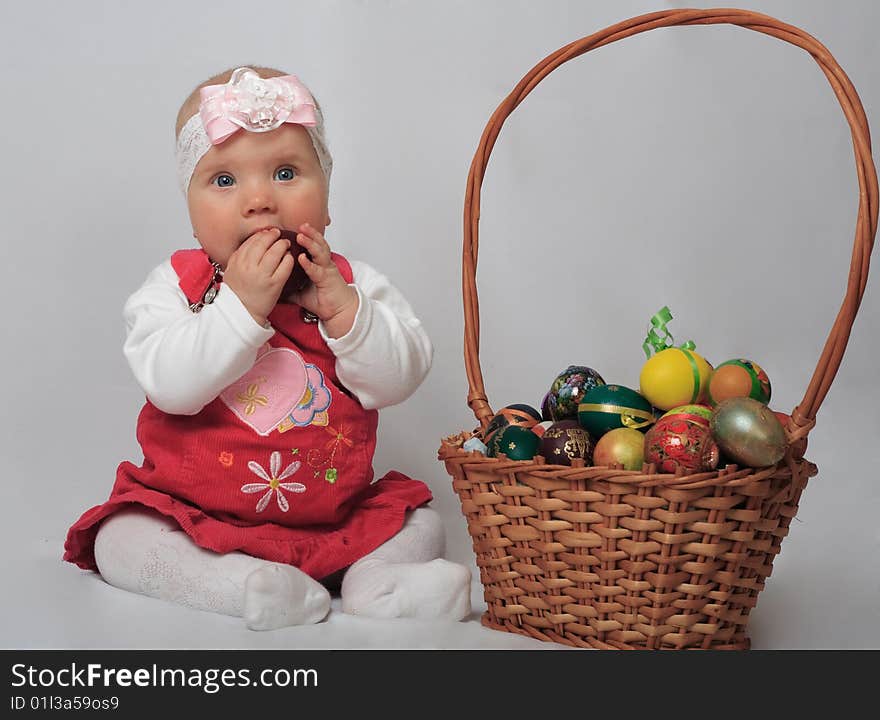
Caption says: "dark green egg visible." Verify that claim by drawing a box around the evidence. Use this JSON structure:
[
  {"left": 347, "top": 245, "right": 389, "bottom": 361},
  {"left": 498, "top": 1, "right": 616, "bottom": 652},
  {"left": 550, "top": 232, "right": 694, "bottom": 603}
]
[
  {"left": 577, "top": 384, "right": 656, "bottom": 439},
  {"left": 485, "top": 425, "right": 540, "bottom": 461}
]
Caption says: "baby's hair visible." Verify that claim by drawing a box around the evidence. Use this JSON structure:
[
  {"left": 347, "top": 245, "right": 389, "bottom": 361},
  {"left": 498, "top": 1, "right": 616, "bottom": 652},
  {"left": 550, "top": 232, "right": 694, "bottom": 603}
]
[{"left": 175, "top": 66, "right": 289, "bottom": 139}]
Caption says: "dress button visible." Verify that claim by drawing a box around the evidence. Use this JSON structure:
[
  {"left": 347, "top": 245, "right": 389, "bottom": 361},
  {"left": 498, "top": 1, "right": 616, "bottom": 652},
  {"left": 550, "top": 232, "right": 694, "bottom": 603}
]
[
  {"left": 301, "top": 309, "right": 319, "bottom": 323},
  {"left": 203, "top": 286, "right": 218, "bottom": 304}
]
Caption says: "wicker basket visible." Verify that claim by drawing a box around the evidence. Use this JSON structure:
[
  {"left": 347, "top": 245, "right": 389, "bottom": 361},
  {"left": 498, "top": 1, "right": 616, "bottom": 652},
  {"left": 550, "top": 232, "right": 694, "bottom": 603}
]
[{"left": 438, "top": 8, "right": 877, "bottom": 650}]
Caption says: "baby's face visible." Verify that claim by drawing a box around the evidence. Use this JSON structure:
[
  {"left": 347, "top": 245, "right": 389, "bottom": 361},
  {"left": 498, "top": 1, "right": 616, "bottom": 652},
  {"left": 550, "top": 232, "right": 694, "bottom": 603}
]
[{"left": 186, "top": 124, "right": 329, "bottom": 267}]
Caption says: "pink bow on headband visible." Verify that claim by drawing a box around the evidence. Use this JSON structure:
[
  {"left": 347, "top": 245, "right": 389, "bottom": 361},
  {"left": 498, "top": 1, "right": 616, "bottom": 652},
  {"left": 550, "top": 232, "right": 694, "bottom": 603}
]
[{"left": 199, "top": 67, "right": 318, "bottom": 144}]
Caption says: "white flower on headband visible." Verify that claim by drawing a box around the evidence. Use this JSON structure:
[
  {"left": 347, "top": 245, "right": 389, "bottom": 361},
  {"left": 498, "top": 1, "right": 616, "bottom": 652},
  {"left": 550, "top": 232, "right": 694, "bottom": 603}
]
[
  {"left": 198, "top": 68, "right": 318, "bottom": 144},
  {"left": 223, "top": 67, "right": 296, "bottom": 132}
]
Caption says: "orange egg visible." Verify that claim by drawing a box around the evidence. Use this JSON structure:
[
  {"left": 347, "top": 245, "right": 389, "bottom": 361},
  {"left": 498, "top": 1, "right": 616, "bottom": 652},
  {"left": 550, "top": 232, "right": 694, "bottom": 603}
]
[
  {"left": 708, "top": 365, "right": 753, "bottom": 405},
  {"left": 707, "top": 359, "right": 772, "bottom": 406}
]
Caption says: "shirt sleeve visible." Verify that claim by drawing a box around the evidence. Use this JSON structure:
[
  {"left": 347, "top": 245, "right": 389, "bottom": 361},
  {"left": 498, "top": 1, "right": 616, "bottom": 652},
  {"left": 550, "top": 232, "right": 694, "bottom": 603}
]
[
  {"left": 318, "top": 259, "right": 434, "bottom": 410},
  {"left": 122, "top": 259, "right": 275, "bottom": 415}
]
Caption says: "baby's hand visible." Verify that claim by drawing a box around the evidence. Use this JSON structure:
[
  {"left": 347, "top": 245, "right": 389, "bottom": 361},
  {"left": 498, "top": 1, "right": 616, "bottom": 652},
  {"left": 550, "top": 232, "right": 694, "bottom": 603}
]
[
  {"left": 290, "top": 224, "right": 358, "bottom": 338},
  {"left": 223, "top": 228, "right": 295, "bottom": 326}
]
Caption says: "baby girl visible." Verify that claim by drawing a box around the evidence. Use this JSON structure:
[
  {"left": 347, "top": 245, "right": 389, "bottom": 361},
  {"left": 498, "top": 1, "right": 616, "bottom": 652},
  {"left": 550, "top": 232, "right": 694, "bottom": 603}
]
[{"left": 64, "top": 66, "right": 471, "bottom": 630}]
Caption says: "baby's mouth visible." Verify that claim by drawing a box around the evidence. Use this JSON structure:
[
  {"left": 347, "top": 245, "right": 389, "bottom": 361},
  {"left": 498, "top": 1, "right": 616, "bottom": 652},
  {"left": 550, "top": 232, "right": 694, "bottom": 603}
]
[{"left": 238, "top": 225, "right": 280, "bottom": 246}]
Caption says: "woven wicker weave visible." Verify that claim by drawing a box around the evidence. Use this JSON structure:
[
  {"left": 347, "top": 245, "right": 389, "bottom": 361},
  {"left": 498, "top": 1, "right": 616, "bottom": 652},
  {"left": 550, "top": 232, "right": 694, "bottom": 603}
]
[{"left": 438, "top": 8, "right": 877, "bottom": 650}]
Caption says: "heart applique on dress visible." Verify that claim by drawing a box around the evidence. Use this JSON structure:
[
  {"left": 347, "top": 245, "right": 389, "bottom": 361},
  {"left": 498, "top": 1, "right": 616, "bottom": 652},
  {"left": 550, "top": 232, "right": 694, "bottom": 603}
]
[{"left": 220, "top": 347, "right": 309, "bottom": 436}]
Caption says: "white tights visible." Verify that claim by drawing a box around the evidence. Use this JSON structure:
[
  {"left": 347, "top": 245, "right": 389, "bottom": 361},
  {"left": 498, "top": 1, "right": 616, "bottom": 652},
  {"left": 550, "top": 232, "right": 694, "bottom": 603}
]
[{"left": 92, "top": 506, "right": 471, "bottom": 630}]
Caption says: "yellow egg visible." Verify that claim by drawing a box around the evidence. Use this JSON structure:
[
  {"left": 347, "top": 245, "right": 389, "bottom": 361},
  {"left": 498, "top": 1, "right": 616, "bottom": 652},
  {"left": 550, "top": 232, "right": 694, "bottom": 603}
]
[{"left": 639, "top": 348, "right": 713, "bottom": 411}]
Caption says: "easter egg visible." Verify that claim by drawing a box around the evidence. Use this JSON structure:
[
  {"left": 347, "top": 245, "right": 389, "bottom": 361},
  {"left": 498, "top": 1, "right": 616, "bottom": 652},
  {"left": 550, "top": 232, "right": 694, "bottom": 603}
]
[
  {"left": 662, "top": 404, "right": 714, "bottom": 425},
  {"left": 645, "top": 415, "right": 720, "bottom": 474},
  {"left": 530, "top": 420, "right": 554, "bottom": 438},
  {"left": 639, "top": 348, "right": 713, "bottom": 411},
  {"left": 485, "top": 425, "right": 541, "bottom": 461},
  {"left": 485, "top": 403, "right": 542, "bottom": 436},
  {"left": 710, "top": 397, "right": 787, "bottom": 467},
  {"left": 593, "top": 427, "right": 646, "bottom": 470},
  {"left": 773, "top": 411, "right": 808, "bottom": 460},
  {"left": 542, "top": 366, "right": 606, "bottom": 421},
  {"left": 707, "top": 359, "right": 771, "bottom": 406},
  {"left": 278, "top": 229, "right": 313, "bottom": 295},
  {"left": 577, "top": 384, "right": 656, "bottom": 439},
  {"left": 539, "top": 420, "right": 595, "bottom": 466}
]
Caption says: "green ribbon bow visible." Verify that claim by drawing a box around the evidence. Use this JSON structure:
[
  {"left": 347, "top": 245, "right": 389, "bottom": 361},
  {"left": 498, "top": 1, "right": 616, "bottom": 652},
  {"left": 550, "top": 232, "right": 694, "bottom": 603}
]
[{"left": 642, "top": 306, "right": 696, "bottom": 359}]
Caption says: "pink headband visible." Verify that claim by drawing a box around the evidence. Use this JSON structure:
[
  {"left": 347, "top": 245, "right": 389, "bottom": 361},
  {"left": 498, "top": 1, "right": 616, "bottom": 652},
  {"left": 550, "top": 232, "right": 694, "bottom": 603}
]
[
  {"left": 199, "top": 67, "right": 318, "bottom": 142},
  {"left": 175, "top": 67, "right": 333, "bottom": 193}
]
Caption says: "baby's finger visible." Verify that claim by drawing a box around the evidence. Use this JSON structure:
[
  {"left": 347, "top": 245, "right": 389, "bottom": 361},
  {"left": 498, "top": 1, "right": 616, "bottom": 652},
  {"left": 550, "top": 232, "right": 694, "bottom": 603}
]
[
  {"left": 298, "top": 250, "right": 329, "bottom": 282},
  {"left": 240, "top": 227, "right": 282, "bottom": 263},
  {"left": 271, "top": 252, "right": 296, "bottom": 284},
  {"left": 295, "top": 224, "right": 331, "bottom": 266},
  {"left": 260, "top": 236, "right": 292, "bottom": 271}
]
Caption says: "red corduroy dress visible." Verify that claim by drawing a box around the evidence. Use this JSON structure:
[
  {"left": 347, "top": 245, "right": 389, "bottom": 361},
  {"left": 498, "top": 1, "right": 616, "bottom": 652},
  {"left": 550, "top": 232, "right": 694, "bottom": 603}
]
[{"left": 64, "top": 249, "right": 432, "bottom": 580}]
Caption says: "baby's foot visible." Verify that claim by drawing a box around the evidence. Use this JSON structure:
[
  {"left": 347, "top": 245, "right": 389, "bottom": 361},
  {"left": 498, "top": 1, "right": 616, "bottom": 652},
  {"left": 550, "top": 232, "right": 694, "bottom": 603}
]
[
  {"left": 341, "top": 558, "right": 471, "bottom": 621},
  {"left": 243, "top": 564, "right": 331, "bottom": 630}
]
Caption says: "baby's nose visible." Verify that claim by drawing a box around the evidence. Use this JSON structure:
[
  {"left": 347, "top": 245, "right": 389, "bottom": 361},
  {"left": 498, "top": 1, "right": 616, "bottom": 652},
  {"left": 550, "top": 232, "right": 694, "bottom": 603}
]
[{"left": 243, "top": 185, "right": 277, "bottom": 215}]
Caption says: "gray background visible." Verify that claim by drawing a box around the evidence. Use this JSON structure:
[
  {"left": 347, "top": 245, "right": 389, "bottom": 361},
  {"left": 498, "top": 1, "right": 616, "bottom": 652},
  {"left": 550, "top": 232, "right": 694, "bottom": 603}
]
[{"left": 1, "top": 0, "right": 877, "bottom": 649}]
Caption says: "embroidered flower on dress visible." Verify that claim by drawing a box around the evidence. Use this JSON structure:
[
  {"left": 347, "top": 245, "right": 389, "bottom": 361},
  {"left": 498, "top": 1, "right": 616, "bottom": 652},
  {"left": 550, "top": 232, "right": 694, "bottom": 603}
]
[
  {"left": 237, "top": 380, "right": 268, "bottom": 416},
  {"left": 324, "top": 422, "right": 354, "bottom": 451},
  {"left": 289, "top": 364, "right": 332, "bottom": 426},
  {"left": 241, "top": 451, "right": 305, "bottom": 513}
]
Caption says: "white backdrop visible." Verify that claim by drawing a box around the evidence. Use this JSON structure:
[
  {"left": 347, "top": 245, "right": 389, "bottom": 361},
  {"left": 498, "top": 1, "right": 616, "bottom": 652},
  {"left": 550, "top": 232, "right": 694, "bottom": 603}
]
[{"left": 1, "top": 0, "right": 877, "bottom": 649}]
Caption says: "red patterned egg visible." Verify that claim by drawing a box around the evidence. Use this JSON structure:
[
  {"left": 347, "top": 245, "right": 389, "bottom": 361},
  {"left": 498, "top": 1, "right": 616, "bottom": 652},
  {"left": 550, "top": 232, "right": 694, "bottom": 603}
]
[
  {"left": 662, "top": 404, "right": 713, "bottom": 426},
  {"left": 645, "top": 415, "right": 720, "bottom": 474}
]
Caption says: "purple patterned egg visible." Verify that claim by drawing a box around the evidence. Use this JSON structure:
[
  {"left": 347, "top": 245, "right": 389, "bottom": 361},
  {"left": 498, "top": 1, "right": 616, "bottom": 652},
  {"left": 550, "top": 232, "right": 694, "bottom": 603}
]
[
  {"left": 539, "top": 420, "right": 595, "bottom": 466},
  {"left": 542, "top": 366, "right": 605, "bottom": 421}
]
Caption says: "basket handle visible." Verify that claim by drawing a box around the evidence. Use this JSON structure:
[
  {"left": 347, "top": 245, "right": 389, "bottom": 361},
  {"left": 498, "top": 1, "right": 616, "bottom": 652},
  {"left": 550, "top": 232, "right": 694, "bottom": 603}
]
[{"left": 462, "top": 7, "right": 877, "bottom": 436}]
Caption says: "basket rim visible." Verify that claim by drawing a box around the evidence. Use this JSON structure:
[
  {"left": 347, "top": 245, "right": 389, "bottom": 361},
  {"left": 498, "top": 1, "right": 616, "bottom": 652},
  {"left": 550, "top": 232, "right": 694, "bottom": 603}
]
[{"left": 438, "top": 432, "right": 818, "bottom": 492}]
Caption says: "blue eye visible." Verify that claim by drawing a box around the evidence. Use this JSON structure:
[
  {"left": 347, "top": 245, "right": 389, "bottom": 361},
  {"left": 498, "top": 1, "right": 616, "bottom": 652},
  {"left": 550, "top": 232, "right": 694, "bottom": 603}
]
[
  {"left": 275, "top": 167, "right": 296, "bottom": 181},
  {"left": 213, "top": 174, "right": 235, "bottom": 187}
]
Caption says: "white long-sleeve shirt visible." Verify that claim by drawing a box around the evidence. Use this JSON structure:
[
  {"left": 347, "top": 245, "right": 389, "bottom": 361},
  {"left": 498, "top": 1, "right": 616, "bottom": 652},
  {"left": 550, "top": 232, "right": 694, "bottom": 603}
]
[{"left": 122, "top": 258, "right": 433, "bottom": 415}]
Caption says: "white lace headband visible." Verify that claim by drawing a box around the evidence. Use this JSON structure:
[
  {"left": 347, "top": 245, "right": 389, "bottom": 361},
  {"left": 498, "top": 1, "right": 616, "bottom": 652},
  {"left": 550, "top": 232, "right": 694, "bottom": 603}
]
[{"left": 175, "top": 68, "right": 332, "bottom": 194}]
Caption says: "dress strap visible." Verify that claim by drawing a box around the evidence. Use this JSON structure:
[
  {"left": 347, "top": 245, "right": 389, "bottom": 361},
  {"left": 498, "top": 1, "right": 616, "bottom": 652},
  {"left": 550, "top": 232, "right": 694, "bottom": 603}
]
[
  {"left": 331, "top": 252, "right": 353, "bottom": 283},
  {"left": 170, "top": 248, "right": 354, "bottom": 309},
  {"left": 170, "top": 249, "right": 218, "bottom": 309}
]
